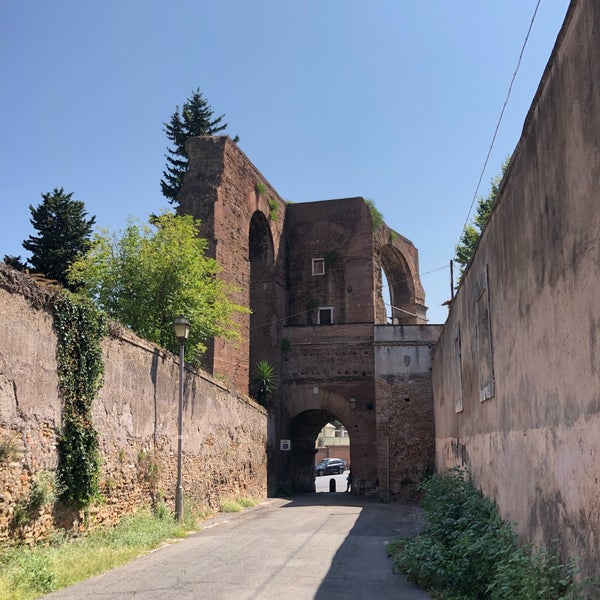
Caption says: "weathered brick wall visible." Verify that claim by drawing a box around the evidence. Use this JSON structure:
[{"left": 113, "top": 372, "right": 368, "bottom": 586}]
[
  {"left": 284, "top": 198, "right": 374, "bottom": 326},
  {"left": 178, "top": 137, "right": 287, "bottom": 393},
  {"left": 279, "top": 323, "right": 377, "bottom": 493},
  {"left": 0, "top": 269, "right": 267, "bottom": 541},
  {"left": 432, "top": 0, "right": 600, "bottom": 580},
  {"left": 374, "top": 325, "right": 442, "bottom": 501}
]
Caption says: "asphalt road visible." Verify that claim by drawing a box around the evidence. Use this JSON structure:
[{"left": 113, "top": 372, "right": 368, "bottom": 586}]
[{"left": 43, "top": 491, "right": 432, "bottom": 600}]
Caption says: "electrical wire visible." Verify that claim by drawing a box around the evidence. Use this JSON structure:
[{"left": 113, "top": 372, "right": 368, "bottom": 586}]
[{"left": 459, "top": 0, "right": 542, "bottom": 239}]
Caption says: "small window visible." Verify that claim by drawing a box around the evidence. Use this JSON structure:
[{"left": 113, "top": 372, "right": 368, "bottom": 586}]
[
  {"left": 312, "top": 258, "right": 325, "bottom": 276},
  {"left": 318, "top": 307, "right": 333, "bottom": 325}
]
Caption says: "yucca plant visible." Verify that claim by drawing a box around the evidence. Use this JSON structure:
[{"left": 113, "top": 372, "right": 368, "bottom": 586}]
[{"left": 251, "top": 360, "right": 276, "bottom": 408}]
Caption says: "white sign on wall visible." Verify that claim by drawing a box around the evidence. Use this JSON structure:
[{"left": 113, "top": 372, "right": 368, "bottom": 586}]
[{"left": 280, "top": 439, "right": 291, "bottom": 451}]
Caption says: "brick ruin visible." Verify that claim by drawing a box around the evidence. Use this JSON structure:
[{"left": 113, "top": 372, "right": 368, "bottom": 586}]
[{"left": 178, "top": 136, "right": 440, "bottom": 498}]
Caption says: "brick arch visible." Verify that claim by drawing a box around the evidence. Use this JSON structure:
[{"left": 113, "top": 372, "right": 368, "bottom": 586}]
[
  {"left": 249, "top": 210, "right": 276, "bottom": 392},
  {"left": 287, "top": 409, "right": 347, "bottom": 493},
  {"left": 381, "top": 244, "right": 417, "bottom": 324}
]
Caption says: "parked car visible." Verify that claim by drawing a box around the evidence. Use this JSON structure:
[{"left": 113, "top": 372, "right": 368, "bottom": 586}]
[{"left": 315, "top": 458, "right": 346, "bottom": 476}]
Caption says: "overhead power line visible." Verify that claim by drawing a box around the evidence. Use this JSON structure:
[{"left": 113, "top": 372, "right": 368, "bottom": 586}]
[{"left": 459, "top": 0, "right": 542, "bottom": 239}]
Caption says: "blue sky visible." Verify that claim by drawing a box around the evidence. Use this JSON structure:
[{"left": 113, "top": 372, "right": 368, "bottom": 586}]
[{"left": 1, "top": 0, "right": 570, "bottom": 324}]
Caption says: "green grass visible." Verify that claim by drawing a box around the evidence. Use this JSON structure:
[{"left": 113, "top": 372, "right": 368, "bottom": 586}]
[
  {"left": 0, "top": 508, "right": 189, "bottom": 600},
  {"left": 0, "top": 497, "right": 261, "bottom": 600},
  {"left": 219, "top": 496, "right": 258, "bottom": 513}
]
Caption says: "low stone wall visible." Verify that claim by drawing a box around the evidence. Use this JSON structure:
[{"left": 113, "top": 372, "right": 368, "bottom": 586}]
[{"left": 0, "top": 267, "right": 267, "bottom": 541}]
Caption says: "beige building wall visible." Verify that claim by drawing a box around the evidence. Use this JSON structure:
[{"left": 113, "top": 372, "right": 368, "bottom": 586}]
[{"left": 432, "top": 0, "right": 600, "bottom": 579}]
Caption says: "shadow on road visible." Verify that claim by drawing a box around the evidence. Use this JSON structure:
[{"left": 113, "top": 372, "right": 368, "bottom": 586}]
[{"left": 280, "top": 492, "right": 432, "bottom": 599}]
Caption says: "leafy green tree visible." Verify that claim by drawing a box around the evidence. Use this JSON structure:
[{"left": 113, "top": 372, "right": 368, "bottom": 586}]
[
  {"left": 161, "top": 89, "right": 239, "bottom": 205},
  {"left": 68, "top": 212, "right": 248, "bottom": 361},
  {"left": 22, "top": 188, "right": 96, "bottom": 289},
  {"left": 250, "top": 360, "right": 276, "bottom": 408},
  {"left": 455, "top": 157, "right": 510, "bottom": 278}
]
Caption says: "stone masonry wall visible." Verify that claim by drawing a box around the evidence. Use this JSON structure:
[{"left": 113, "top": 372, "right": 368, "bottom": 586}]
[
  {"left": 375, "top": 325, "right": 442, "bottom": 501},
  {"left": 0, "top": 267, "right": 267, "bottom": 541}
]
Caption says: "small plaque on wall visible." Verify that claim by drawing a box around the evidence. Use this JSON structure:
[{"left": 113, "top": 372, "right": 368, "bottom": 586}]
[{"left": 280, "top": 439, "right": 291, "bottom": 451}]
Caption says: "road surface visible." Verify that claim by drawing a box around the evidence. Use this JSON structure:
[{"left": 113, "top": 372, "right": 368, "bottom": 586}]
[{"left": 44, "top": 492, "right": 431, "bottom": 600}]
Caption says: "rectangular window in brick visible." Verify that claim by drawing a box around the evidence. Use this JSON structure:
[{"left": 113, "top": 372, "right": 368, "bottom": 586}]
[
  {"left": 312, "top": 258, "right": 325, "bottom": 276},
  {"left": 318, "top": 307, "right": 333, "bottom": 325}
]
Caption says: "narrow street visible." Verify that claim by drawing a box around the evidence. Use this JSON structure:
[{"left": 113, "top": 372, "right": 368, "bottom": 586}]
[{"left": 43, "top": 493, "right": 431, "bottom": 600}]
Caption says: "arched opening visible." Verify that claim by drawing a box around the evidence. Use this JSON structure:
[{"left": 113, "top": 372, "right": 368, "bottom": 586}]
[
  {"left": 248, "top": 211, "right": 276, "bottom": 396},
  {"left": 380, "top": 245, "right": 417, "bottom": 325},
  {"left": 287, "top": 409, "right": 352, "bottom": 493}
]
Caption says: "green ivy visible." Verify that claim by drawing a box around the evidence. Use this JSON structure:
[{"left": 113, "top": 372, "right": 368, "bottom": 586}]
[{"left": 53, "top": 293, "right": 107, "bottom": 512}]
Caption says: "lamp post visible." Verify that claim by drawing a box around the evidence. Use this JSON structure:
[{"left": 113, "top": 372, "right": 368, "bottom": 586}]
[{"left": 173, "top": 314, "right": 191, "bottom": 522}]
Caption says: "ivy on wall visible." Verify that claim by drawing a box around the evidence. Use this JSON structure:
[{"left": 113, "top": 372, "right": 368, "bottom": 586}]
[{"left": 53, "top": 293, "right": 107, "bottom": 512}]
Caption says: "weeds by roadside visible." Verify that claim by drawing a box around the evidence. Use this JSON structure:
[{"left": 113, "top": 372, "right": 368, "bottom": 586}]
[
  {"left": 0, "top": 497, "right": 258, "bottom": 600},
  {"left": 387, "top": 468, "right": 598, "bottom": 600}
]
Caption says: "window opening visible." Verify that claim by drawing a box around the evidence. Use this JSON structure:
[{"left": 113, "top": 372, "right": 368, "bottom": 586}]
[
  {"left": 318, "top": 307, "right": 333, "bottom": 325},
  {"left": 312, "top": 258, "right": 325, "bottom": 276}
]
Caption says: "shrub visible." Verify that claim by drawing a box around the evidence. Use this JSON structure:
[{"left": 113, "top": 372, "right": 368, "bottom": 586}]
[{"left": 388, "top": 468, "right": 594, "bottom": 599}]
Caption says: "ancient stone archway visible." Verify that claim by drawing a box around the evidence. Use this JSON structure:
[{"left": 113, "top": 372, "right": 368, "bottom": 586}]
[
  {"left": 249, "top": 210, "right": 276, "bottom": 394},
  {"left": 381, "top": 244, "right": 415, "bottom": 324}
]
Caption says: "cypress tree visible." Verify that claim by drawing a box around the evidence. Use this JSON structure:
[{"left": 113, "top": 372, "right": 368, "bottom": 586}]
[{"left": 22, "top": 187, "right": 96, "bottom": 289}]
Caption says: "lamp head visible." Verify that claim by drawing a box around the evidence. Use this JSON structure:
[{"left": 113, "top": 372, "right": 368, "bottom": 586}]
[{"left": 173, "top": 315, "right": 191, "bottom": 342}]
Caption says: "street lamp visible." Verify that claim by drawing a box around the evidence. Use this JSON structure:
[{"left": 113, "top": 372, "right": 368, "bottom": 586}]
[
  {"left": 173, "top": 314, "right": 190, "bottom": 522},
  {"left": 349, "top": 397, "right": 357, "bottom": 411}
]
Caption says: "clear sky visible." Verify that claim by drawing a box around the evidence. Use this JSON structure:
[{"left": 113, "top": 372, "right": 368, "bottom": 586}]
[{"left": 1, "top": 0, "right": 570, "bottom": 325}]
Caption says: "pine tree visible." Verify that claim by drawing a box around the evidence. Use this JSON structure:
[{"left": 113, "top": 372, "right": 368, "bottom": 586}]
[
  {"left": 22, "top": 187, "right": 96, "bottom": 289},
  {"left": 161, "top": 89, "right": 239, "bottom": 205}
]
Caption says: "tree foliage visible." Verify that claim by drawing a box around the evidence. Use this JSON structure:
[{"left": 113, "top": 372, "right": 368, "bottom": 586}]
[
  {"left": 22, "top": 188, "right": 96, "bottom": 289},
  {"left": 67, "top": 212, "right": 248, "bottom": 362},
  {"left": 161, "top": 89, "right": 239, "bottom": 205},
  {"left": 2, "top": 255, "right": 27, "bottom": 271},
  {"left": 455, "top": 157, "right": 510, "bottom": 279}
]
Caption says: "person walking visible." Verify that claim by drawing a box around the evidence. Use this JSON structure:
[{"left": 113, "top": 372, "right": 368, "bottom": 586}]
[{"left": 346, "top": 469, "right": 353, "bottom": 492}]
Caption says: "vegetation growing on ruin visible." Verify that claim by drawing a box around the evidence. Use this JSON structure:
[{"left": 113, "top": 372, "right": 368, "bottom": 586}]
[
  {"left": 365, "top": 198, "right": 384, "bottom": 231},
  {"left": 255, "top": 182, "right": 266, "bottom": 195},
  {"left": 250, "top": 360, "right": 276, "bottom": 408},
  {"left": 388, "top": 468, "right": 595, "bottom": 599},
  {"left": 267, "top": 197, "right": 278, "bottom": 221}
]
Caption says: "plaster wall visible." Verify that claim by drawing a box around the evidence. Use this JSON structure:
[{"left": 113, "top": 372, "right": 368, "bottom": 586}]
[
  {"left": 0, "top": 271, "right": 267, "bottom": 541},
  {"left": 432, "top": 0, "right": 600, "bottom": 579}
]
